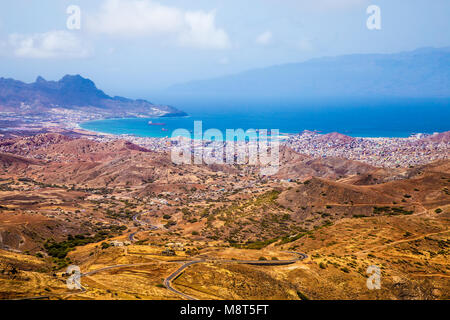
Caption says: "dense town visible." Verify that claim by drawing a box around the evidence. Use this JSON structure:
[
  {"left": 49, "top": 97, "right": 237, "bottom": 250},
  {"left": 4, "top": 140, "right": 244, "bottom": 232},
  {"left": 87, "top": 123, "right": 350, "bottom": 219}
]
[
  {"left": 0, "top": 106, "right": 449, "bottom": 169},
  {"left": 87, "top": 128, "right": 450, "bottom": 169}
]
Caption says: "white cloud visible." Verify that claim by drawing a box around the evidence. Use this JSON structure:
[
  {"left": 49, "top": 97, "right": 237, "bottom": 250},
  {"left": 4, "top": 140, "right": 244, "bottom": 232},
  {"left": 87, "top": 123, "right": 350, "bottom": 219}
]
[
  {"left": 87, "top": 0, "right": 182, "bottom": 37},
  {"left": 256, "top": 31, "right": 273, "bottom": 45},
  {"left": 87, "top": 0, "right": 231, "bottom": 49},
  {"left": 7, "top": 30, "right": 89, "bottom": 59},
  {"left": 179, "top": 11, "right": 230, "bottom": 49}
]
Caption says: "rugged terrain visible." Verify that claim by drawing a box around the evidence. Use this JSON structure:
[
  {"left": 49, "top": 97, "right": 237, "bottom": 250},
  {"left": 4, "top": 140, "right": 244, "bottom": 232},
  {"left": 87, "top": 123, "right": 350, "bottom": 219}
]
[
  {"left": 0, "top": 75, "right": 187, "bottom": 131},
  {"left": 0, "top": 132, "right": 448, "bottom": 300}
]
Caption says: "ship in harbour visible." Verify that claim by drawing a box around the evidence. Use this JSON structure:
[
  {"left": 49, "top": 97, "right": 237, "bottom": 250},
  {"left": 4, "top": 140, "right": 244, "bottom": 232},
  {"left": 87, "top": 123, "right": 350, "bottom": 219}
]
[{"left": 148, "top": 121, "right": 166, "bottom": 126}]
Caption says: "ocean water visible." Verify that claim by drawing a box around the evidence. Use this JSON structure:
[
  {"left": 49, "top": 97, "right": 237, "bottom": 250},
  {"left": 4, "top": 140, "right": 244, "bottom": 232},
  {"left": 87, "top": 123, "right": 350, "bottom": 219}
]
[{"left": 80, "top": 98, "right": 450, "bottom": 138}]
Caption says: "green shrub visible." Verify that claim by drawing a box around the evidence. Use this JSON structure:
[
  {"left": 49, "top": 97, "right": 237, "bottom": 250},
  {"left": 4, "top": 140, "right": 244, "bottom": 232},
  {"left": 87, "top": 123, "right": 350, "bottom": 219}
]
[{"left": 341, "top": 267, "right": 350, "bottom": 273}]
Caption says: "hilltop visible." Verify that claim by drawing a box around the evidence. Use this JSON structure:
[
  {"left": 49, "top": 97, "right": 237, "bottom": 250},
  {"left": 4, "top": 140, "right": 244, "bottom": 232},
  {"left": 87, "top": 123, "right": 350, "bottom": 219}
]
[
  {"left": 0, "top": 131, "right": 447, "bottom": 300},
  {"left": 0, "top": 74, "right": 187, "bottom": 120},
  {"left": 167, "top": 47, "right": 450, "bottom": 98}
]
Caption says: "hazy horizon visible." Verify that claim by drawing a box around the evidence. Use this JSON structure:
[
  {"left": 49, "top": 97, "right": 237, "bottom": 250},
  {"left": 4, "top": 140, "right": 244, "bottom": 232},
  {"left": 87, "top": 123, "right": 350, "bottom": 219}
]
[{"left": 1, "top": 0, "right": 450, "bottom": 99}]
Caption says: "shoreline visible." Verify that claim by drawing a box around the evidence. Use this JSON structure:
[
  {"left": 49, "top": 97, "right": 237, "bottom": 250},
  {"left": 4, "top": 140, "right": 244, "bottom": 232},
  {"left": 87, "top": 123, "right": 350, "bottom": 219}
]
[
  {"left": 0, "top": 121, "right": 448, "bottom": 169},
  {"left": 78, "top": 119, "right": 443, "bottom": 140},
  {"left": 1, "top": 116, "right": 447, "bottom": 141},
  {"left": 74, "top": 122, "right": 450, "bottom": 169}
]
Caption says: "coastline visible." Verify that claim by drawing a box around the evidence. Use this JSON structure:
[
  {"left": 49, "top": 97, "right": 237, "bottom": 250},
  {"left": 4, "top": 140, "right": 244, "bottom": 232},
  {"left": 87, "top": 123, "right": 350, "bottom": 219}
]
[
  {"left": 1, "top": 115, "right": 448, "bottom": 169},
  {"left": 78, "top": 117, "right": 444, "bottom": 140},
  {"left": 71, "top": 118, "right": 450, "bottom": 169}
]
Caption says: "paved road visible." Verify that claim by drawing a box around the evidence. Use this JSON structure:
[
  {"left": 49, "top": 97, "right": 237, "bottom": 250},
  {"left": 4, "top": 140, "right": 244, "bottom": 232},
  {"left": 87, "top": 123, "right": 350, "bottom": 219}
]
[
  {"left": 17, "top": 211, "right": 307, "bottom": 301},
  {"left": 163, "top": 260, "right": 205, "bottom": 300},
  {"left": 17, "top": 251, "right": 307, "bottom": 300},
  {"left": 129, "top": 212, "right": 159, "bottom": 242},
  {"left": 163, "top": 251, "right": 308, "bottom": 300},
  {"left": 128, "top": 232, "right": 138, "bottom": 242}
]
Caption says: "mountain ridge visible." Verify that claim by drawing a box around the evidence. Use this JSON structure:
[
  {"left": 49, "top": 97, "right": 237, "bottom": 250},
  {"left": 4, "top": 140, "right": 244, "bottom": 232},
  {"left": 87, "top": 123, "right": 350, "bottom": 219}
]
[
  {"left": 167, "top": 47, "right": 450, "bottom": 98},
  {"left": 0, "top": 74, "right": 187, "bottom": 117}
]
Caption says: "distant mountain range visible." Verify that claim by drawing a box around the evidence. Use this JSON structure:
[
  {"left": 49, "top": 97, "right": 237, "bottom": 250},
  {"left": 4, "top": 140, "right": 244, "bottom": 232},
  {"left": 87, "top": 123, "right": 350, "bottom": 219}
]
[
  {"left": 167, "top": 47, "right": 450, "bottom": 98},
  {"left": 0, "top": 75, "right": 187, "bottom": 117}
]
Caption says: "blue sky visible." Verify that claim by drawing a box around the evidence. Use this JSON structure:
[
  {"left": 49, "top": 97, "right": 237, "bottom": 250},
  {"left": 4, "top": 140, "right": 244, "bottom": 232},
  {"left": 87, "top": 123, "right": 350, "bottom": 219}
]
[{"left": 0, "top": 0, "right": 449, "bottom": 98}]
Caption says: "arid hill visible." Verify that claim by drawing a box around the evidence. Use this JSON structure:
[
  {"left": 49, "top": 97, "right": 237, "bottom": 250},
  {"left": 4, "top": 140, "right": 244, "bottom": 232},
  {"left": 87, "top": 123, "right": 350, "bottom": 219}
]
[
  {"left": 276, "top": 146, "right": 378, "bottom": 181},
  {"left": 0, "top": 132, "right": 448, "bottom": 300},
  {"left": 0, "top": 153, "right": 41, "bottom": 169},
  {"left": 316, "top": 132, "right": 356, "bottom": 144},
  {"left": 422, "top": 131, "right": 450, "bottom": 143}
]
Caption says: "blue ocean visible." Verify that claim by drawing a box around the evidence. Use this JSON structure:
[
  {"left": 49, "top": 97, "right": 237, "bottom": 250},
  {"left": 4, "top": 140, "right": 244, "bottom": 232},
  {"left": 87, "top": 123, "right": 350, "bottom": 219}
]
[{"left": 80, "top": 98, "right": 450, "bottom": 138}]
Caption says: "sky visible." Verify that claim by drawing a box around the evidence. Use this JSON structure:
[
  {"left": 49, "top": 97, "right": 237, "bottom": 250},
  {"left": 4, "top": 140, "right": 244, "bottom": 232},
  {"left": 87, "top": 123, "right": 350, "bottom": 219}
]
[{"left": 0, "top": 0, "right": 449, "bottom": 98}]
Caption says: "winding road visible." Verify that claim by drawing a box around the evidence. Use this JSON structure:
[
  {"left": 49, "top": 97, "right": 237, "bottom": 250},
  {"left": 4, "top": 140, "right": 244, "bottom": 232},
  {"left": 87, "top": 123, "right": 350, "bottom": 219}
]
[
  {"left": 16, "top": 250, "right": 308, "bottom": 300},
  {"left": 91, "top": 214, "right": 309, "bottom": 300},
  {"left": 163, "top": 260, "right": 205, "bottom": 300},
  {"left": 129, "top": 212, "right": 159, "bottom": 242},
  {"left": 16, "top": 212, "right": 308, "bottom": 300},
  {"left": 162, "top": 251, "right": 308, "bottom": 300}
]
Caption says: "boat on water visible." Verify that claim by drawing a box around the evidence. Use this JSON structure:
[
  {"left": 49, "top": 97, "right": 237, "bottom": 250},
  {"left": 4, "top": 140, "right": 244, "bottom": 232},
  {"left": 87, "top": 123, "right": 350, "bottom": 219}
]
[{"left": 148, "top": 121, "right": 166, "bottom": 126}]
